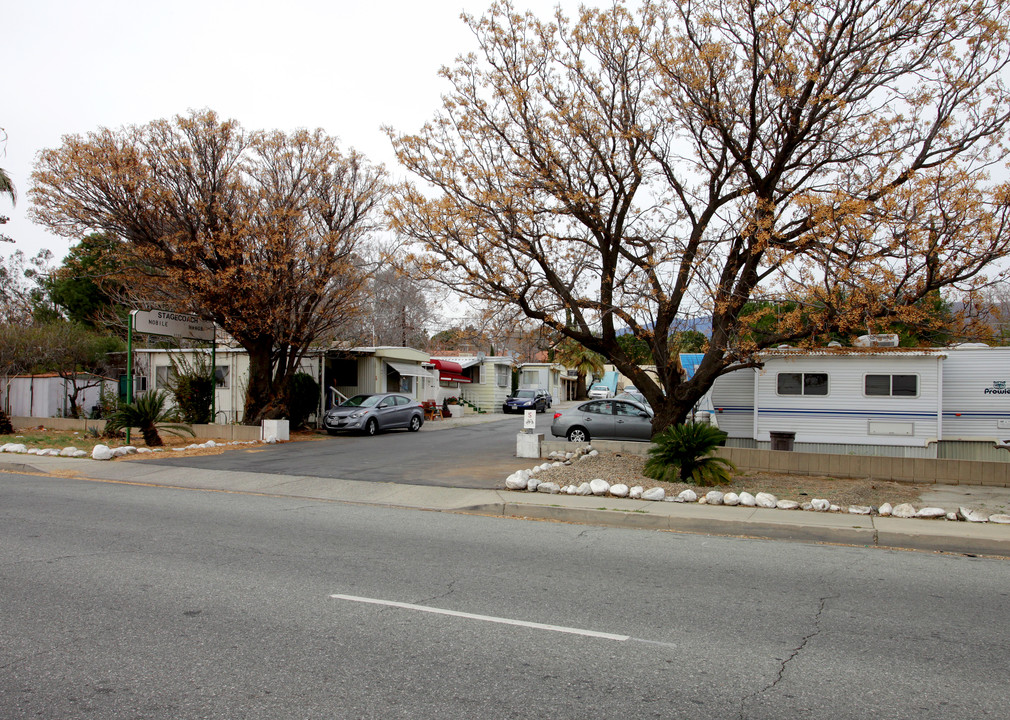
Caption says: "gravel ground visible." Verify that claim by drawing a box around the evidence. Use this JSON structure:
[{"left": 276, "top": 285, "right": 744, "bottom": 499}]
[{"left": 533, "top": 451, "right": 932, "bottom": 509}]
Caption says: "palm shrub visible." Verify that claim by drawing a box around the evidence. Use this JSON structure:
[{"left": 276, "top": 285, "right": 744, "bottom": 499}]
[
  {"left": 643, "top": 422, "right": 736, "bottom": 486},
  {"left": 104, "top": 390, "right": 195, "bottom": 447}
]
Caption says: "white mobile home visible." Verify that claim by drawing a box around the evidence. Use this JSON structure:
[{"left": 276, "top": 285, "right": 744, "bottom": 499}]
[
  {"left": 516, "top": 362, "right": 565, "bottom": 404},
  {"left": 136, "top": 345, "right": 435, "bottom": 425},
  {"left": 710, "top": 345, "right": 1010, "bottom": 460}
]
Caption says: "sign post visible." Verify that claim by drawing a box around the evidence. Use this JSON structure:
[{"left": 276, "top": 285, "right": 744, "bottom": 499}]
[{"left": 126, "top": 309, "right": 217, "bottom": 442}]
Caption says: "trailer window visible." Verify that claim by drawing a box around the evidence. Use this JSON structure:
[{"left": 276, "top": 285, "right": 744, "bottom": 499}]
[
  {"left": 777, "top": 372, "right": 828, "bottom": 396},
  {"left": 865, "top": 374, "right": 918, "bottom": 397}
]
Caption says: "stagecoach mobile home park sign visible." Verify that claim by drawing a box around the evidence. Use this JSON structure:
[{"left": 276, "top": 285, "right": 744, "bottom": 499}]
[{"left": 131, "top": 309, "right": 215, "bottom": 341}]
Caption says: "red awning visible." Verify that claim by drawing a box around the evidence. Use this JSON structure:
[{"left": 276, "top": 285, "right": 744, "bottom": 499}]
[{"left": 432, "top": 359, "right": 472, "bottom": 384}]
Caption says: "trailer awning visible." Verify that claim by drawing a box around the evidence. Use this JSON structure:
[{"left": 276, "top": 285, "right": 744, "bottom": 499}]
[
  {"left": 386, "top": 361, "right": 435, "bottom": 379},
  {"left": 432, "top": 359, "right": 473, "bottom": 384}
]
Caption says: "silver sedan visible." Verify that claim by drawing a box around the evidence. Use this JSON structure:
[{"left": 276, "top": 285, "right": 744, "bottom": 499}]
[
  {"left": 551, "top": 398, "right": 653, "bottom": 442},
  {"left": 323, "top": 393, "right": 424, "bottom": 436}
]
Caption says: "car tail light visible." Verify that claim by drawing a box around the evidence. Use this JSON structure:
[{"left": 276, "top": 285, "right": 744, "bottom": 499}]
[{"left": 553, "top": 412, "right": 562, "bottom": 420}]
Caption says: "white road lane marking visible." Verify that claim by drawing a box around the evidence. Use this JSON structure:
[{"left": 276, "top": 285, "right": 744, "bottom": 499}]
[{"left": 330, "top": 593, "right": 630, "bottom": 642}]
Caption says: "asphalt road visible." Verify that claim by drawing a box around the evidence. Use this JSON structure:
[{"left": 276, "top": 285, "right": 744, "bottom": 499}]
[
  {"left": 140, "top": 410, "right": 555, "bottom": 488},
  {"left": 3, "top": 471, "right": 1009, "bottom": 719}
]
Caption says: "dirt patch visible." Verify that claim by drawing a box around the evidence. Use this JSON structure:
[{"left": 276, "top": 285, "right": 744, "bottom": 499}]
[{"left": 535, "top": 452, "right": 928, "bottom": 509}]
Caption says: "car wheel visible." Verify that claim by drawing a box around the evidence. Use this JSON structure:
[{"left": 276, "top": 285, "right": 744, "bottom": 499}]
[
  {"left": 365, "top": 418, "right": 378, "bottom": 436},
  {"left": 567, "top": 427, "right": 590, "bottom": 443},
  {"left": 409, "top": 415, "right": 421, "bottom": 432}
]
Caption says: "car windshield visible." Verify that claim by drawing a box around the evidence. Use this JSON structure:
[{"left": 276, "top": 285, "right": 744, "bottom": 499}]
[
  {"left": 514, "top": 390, "right": 536, "bottom": 398},
  {"left": 340, "top": 394, "right": 381, "bottom": 408}
]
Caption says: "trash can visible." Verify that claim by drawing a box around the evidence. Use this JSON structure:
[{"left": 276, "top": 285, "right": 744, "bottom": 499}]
[{"left": 770, "top": 431, "right": 795, "bottom": 451}]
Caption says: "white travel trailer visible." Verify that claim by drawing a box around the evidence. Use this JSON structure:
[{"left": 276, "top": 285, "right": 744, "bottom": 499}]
[{"left": 709, "top": 345, "right": 1010, "bottom": 460}]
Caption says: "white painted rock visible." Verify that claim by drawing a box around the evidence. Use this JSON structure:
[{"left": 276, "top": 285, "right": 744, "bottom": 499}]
[
  {"left": 801, "top": 502, "right": 813, "bottom": 511},
  {"left": 121, "top": 446, "right": 138, "bottom": 454},
  {"left": 723, "top": 492, "right": 740, "bottom": 506},
  {"left": 677, "top": 489, "right": 698, "bottom": 503},
  {"left": 589, "top": 450, "right": 599, "bottom": 457},
  {"left": 526, "top": 477, "right": 541, "bottom": 492},
  {"left": 91, "top": 445, "right": 113, "bottom": 460},
  {"left": 811, "top": 498, "right": 831, "bottom": 512},
  {"left": 112, "top": 447, "right": 131, "bottom": 457},
  {"left": 27, "top": 448, "right": 39, "bottom": 455},
  {"left": 946, "top": 512, "right": 958, "bottom": 521},
  {"left": 642, "top": 487, "right": 666, "bottom": 502},
  {"left": 739, "top": 492, "right": 756, "bottom": 507},
  {"left": 72, "top": 450, "right": 88, "bottom": 458},
  {"left": 915, "top": 507, "right": 946, "bottom": 519},
  {"left": 891, "top": 503, "right": 917, "bottom": 518},
  {"left": 776, "top": 500, "right": 800, "bottom": 510},
  {"left": 505, "top": 473, "right": 528, "bottom": 490},
  {"left": 536, "top": 482, "right": 560, "bottom": 494},
  {"left": 59, "top": 447, "right": 78, "bottom": 457},
  {"left": 848, "top": 506, "right": 872, "bottom": 515},
  {"left": 590, "top": 478, "right": 610, "bottom": 496},
  {"left": 755, "top": 492, "right": 778, "bottom": 509},
  {"left": 629, "top": 486, "right": 644, "bottom": 499},
  {"left": 551, "top": 461, "right": 563, "bottom": 468},
  {"left": 576, "top": 482, "right": 593, "bottom": 496},
  {"left": 566, "top": 485, "right": 577, "bottom": 495},
  {"left": 705, "top": 491, "right": 724, "bottom": 505},
  {"left": 136, "top": 447, "right": 152, "bottom": 454},
  {"left": 610, "top": 484, "right": 630, "bottom": 498},
  {"left": 878, "top": 502, "right": 893, "bottom": 517},
  {"left": 989, "top": 514, "right": 1010, "bottom": 524},
  {"left": 959, "top": 507, "right": 989, "bottom": 523},
  {"left": 829, "top": 505, "right": 841, "bottom": 513}
]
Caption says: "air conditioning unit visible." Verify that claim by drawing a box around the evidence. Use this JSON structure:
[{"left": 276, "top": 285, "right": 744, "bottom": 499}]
[{"left": 854, "top": 334, "right": 899, "bottom": 348}]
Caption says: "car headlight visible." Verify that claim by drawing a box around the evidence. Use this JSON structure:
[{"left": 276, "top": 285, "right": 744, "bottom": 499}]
[{"left": 350, "top": 411, "right": 364, "bottom": 418}]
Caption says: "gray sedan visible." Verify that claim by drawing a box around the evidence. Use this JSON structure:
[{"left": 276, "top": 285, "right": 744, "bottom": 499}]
[
  {"left": 323, "top": 393, "right": 424, "bottom": 436},
  {"left": 551, "top": 398, "right": 653, "bottom": 442}
]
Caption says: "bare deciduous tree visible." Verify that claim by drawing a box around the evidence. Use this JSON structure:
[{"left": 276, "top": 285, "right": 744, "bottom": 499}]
[
  {"left": 31, "top": 110, "right": 387, "bottom": 424},
  {"left": 390, "top": 0, "right": 1010, "bottom": 432}
]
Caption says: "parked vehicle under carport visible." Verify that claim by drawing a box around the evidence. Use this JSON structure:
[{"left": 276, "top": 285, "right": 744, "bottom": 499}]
[{"left": 323, "top": 393, "right": 424, "bottom": 436}]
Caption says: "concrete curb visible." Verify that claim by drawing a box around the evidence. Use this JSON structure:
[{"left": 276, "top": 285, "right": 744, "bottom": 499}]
[{"left": 3, "top": 456, "right": 1010, "bottom": 557}]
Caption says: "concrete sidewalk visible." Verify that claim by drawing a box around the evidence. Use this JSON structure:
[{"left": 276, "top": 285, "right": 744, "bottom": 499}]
[{"left": 4, "top": 452, "right": 1010, "bottom": 558}]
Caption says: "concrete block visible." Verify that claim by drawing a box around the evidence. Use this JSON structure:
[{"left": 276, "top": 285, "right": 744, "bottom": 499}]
[
  {"left": 516, "top": 432, "right": 543, "bottom": 458},
  {"left": 261, "top": 419, "right": 289, "bottom": 442}
]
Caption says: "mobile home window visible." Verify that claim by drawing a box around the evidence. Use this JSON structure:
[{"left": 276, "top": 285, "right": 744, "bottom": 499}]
[
  {"left": 865, "top": 374, "right": 918, "bottom": 397},
  {"left": 496, "top": 365, "right": 510, "bottom": 387},
  {"left": 777, "top": 372, "right": 828, "bottom": 396}
]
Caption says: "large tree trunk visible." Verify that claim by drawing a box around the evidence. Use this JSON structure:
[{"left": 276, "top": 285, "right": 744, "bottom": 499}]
[{"left": 242, "top": 338, "right": 291, "bottom": 425}]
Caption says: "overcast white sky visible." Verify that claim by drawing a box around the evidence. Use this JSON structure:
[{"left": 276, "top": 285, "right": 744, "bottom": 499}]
[{"left": 2, "top": 0, "right": 589, "bottom": 263}]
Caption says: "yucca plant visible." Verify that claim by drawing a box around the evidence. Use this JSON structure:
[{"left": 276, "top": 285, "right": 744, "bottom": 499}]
[
  {"left": 644, "top": 422, "right": 736, "bottom": 486},
  {"left": 104, "top": 390, "right": 195, "bottom": 447}
]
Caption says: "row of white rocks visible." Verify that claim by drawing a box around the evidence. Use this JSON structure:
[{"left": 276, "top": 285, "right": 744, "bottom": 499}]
[
  {"left": 1, "top": 440, "right": 258, "bottom": 460},
  {"left": 505, "top": 448, "right": 1010, "bottom": 525}
]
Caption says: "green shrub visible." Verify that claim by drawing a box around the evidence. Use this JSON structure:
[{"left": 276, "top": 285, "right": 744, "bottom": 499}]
[
  {"left": 172, "top": 372, "right": 214, "bottom": 424},
  {"left": 288, "top": 372, "right": 320, "bottom": 430},
  {"left": 643, "top": 422, "right": 736, "bottom": 486}
]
